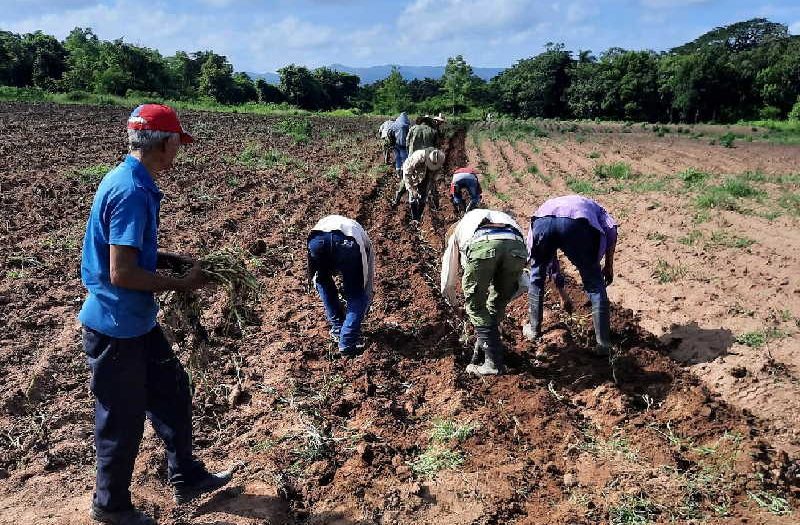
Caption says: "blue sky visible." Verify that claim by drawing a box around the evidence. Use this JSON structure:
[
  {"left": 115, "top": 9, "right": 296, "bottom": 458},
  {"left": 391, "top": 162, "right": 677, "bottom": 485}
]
[{"left": 5, "top": 0, "right": 800, "bottom": 73}]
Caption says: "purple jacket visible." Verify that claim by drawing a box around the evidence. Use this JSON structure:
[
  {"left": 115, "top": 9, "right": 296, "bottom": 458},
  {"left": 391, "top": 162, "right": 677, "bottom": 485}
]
[{"left": 527, "top": 195, "right": 618, "bottom": 286}]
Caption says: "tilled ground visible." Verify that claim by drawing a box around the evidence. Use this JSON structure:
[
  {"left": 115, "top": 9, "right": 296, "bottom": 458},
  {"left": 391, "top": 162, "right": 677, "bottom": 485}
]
[
  {"left": 468, "top": 120, "right": 800, "bottom": 457},
  {"left": 0, "top": 103, "right": 797, "bottom": 524}
]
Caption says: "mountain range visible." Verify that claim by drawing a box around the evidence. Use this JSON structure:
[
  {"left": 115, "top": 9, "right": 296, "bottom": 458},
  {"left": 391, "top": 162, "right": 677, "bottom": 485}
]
[{"left": 246, "top": 64, "right": 505, "bottom": 85}]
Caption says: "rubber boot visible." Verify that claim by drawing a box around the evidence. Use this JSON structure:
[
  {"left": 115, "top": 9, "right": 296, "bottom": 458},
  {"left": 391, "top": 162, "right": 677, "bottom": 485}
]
[
  {"left": 467, "top": 326, "right": 505, "bottom": 375},
  {"left": 591, "top": 299, "right": 612, "bottom": 357},
  {"left": 525, "top": 285, "right": 544, "bottom": 342},
  {"left": 469, "top": 334, "right": 485, "bottom": 365}
]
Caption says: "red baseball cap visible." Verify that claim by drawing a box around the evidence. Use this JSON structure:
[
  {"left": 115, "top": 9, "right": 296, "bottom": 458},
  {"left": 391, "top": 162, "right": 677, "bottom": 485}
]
[{"left": 127, "top": 104, "right": 193, "bottom": 144}]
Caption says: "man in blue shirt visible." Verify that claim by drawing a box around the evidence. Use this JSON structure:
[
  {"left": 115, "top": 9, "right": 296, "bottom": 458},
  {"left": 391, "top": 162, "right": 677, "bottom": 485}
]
[{"left": 80, "top": 104, "right": 234, "bottom": 525}]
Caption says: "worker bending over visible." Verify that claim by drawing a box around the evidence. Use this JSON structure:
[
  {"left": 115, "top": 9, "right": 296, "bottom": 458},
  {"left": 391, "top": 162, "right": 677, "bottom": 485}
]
[
  {"left": 441, "top": 209, "right": 528, "bottom": 375},
  {"left": 449, "top": 167, "right": 482, "bottom": 214}
]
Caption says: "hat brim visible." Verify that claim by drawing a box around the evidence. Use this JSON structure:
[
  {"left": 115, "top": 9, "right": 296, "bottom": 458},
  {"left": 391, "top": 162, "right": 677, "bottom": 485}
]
[{"left": 180, "top": 131, "right": 194, "bottom": 144}]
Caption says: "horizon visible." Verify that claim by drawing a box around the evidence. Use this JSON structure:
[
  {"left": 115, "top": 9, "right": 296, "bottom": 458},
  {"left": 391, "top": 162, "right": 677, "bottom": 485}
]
[{"left": 4, "top": 1, "right": 799, "bottom": 74}]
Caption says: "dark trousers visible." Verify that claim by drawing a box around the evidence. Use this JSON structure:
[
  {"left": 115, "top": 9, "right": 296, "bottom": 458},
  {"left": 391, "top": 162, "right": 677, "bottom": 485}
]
[
  {"left": 308, "top": 231, "right": 368, "bottom": 350},
  {"left": 394, "top": 145, "right": 408, "bottom": 171},
  {"left": 528, "top": 216, "right": 610, "bottom": 344},
  {"left": 83, "top": 325, "right": 203, "bottom": 511},
  {"left": 451, "top": 178, "right": 481, "bottom": 212},
  {"left": 410, "top": 172, "right": 437, "bottom": 221}
]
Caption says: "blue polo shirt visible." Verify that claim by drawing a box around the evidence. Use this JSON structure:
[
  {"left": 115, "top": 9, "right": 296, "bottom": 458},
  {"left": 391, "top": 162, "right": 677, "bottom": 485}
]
[{"left": 78, "top": 155, "right": 162, "bottom": 338}]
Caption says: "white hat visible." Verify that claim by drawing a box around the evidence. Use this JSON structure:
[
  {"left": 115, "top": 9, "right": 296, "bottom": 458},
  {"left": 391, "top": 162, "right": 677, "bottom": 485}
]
[{"left": 426, "top": 149, "right": 445, "bottom": 171}]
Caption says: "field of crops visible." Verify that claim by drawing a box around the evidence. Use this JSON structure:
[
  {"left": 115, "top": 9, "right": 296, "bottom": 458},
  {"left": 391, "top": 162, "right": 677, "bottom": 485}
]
[{"left": 0, "top": 102, "right": 798, "bottom": 524}]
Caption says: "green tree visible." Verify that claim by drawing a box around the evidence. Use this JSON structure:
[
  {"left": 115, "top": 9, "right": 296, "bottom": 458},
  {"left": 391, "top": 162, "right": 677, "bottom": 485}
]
[
  {"left": 408, "top": 77, "right": 443, "bottom": 103},
  {"left": 672, "top": 18, "right": 788, "bottom": 54},
  {"left": 373, "top": 67, "right": 411, "bottom": 114},
  {"left": 313, "top": 67, "right": 360, "bottom": 109},
  {"left": 0, "top": 31, "right": 28, "bottom": 86},
  {"left": 491, "top": 43, "right": 572, "bottom": 118},
  {"left": 62, "top": 27, "right": 102, "bottom": 92},
  {"left": 198, "top": 52, "right": 235, "bottom": 103},
  {"left": 278, "top": 64, "right": 324, "bottom": 109},
  {"left": 254, "top": 78, "right": 285, "bottom": 104},
  {"left": 231, "top": 72, "right": 258, "bottom": 103},
  {"left": 442, "top": 55, "right": 473, "bottom": 114},
  {"left": 21, "top": 31, "right": 67, "bottom": 90}
]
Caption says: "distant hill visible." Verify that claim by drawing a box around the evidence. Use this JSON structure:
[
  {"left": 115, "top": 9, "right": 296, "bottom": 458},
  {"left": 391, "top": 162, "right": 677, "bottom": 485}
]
[
  {"left": 245, "top": 71, "right": 281, "bottom": 84},
  {"left": 246, "top": 64, "right": 505, "bottom": 85}
]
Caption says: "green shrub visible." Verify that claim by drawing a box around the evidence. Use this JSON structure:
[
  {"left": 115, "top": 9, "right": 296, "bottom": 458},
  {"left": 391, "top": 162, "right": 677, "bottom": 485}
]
[
  {"left": 759, "top": 106, "right": 783, "bottom": 121},
  {"left": 275, "top": 118, "right": 312, "bottom": 142},
  {"left": 594, "top": 162, "right": 632, "bottom": 180},
  {"left": 788, "top": 98, "right": 800, "bottom": 122},
  {"left": 566, "top": 178, "right": 595, "bottom": 195},
  {"left": 679, "top": 168, "right": 711, "bottom": 187},
  {"left": 719, "top": 132, "right": 736, "bottom": 148},
  {"left": 0, "top": 86, "right": 48, "bottom": 102}
]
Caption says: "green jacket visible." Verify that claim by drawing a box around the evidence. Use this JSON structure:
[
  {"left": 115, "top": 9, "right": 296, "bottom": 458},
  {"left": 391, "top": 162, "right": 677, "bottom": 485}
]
[{"left": 406, "top": 124, "right": 438, "bottom": 153}]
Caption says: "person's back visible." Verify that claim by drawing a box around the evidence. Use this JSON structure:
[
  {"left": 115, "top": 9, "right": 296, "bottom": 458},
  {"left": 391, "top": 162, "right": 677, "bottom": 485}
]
[{"left": 407, "top": 123, "right": 437, "bottom": 153}]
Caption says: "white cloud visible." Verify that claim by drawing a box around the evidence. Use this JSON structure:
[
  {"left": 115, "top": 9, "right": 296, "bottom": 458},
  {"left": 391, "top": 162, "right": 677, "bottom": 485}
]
[
  {"left": 790, "top": 21, "right": 800, "bottom": 34},
  {"left": 400, "top": 0, "right": 535, "bottom": 42}
]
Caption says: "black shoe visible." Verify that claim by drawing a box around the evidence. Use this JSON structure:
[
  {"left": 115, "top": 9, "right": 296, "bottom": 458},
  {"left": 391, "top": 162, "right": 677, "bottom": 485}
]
[
  {"left": 338, "top": 338, "right": 365, "bottom": 358},
  {"left": 90, "top": 506, "right": 156, "bottom": 525},
  {"left": 174, "top": 469, "right": 234, "bottom": 504}
]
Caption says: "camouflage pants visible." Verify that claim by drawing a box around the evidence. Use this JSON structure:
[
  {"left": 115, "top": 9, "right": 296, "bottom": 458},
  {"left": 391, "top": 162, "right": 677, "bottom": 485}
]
[{"left": 462, "top": 237, "right": 527, "bottom": 328}]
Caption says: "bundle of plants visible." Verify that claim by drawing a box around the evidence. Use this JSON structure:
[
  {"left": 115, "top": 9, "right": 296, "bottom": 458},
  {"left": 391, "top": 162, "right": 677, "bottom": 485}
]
[{"left": 162, "top": 248, "right": 261, "bottom": 340}]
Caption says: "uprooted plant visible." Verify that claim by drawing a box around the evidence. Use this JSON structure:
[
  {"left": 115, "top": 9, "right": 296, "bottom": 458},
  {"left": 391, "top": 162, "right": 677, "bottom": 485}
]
[{"left": 162, "top": 248, "right": 261, "bottom": 346}]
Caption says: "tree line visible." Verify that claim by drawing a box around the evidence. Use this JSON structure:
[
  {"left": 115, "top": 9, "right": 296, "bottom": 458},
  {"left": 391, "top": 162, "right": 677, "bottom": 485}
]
[{"left": 1, "top": 19, "right": 799, "bottom": 122}]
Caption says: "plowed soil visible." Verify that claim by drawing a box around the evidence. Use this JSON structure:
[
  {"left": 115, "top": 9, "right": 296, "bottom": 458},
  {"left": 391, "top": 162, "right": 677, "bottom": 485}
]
[{"left": 1, "top": 104, "right": 798, "bottom": 524}]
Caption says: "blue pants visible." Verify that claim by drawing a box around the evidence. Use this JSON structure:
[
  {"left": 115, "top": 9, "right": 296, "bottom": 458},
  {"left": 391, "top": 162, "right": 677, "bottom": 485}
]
[
  {"left": 83, "top": 325, "right": 204, "bottom": 511},
  {"left": 308, "top": 231, "right": 368, "bottom": 351},
  {"left": 451, "top": 178, "right": 481, "bottom": 210},
  {"left": 394, "top": 145, "right": 408, "bottom": 171},
  {"left": 528, "top": 216, "right": 609, "bottom": 343}
]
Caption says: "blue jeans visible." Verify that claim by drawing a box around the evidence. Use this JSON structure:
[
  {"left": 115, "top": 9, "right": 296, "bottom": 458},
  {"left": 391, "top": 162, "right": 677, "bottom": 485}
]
[
  {"left": 528, "top": 216, "right": 610, "bottom": 345},
  {"left": 308, "top": 231, "right": 368, "bottom": 351},
  {"left": 83, "top": 325, "right": 205, "bottom": 511},
  {"left": 451, "top": 178, "right": 481, "bottom": 210},
  {"left": 394, "top": 145, "right": 408, "bottom": 171}
]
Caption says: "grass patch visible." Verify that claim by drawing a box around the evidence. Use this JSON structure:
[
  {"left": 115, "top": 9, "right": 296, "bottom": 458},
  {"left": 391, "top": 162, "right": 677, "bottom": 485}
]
[
  {"left": 778, "top": 191, "right": 800, "bottom": 216},
  {"left": 609, "top": 493, "right": 659, "bottom": 525},
  {"left": 275, "top": 118, "right": 312, "bottom": 143},
  {"left": 627, "top": 178, "right": 667, "bottom": 193},
  {"left": 494, "top": 191, "right": 511, "bottom": 202},
  {"left": 237, "top": 143, "right": 297, "bottom": 169},
  {"left": 588, "top": 151, "right": 601, "bottom": 159},
  {"left": 653, "top": 259, "right": 687, "bottom": 284},
  {"left": 409, "top": 446, "right": 465, "bottom": 479},
  {"left": 695, "top": 177, "right": 765, "bottom": 211},
  {"left": 582, "top": 428, "right": 639, "bottom": 461},
  {"left": 719, "top": 132, "right": 736, "bottom": 148},
  {"left": 430, "top": 419, "right": 476, "bottom": 443},
  {"left": 646, "top": 232, "right": 667, "bottom": 242},
  {"left": 324, "top": 165, "right": 343, "bottom": 182},
  {"left": 594, "top": 161, "right": 632, "bottom": 180},
  {"left": 678, "top": 229, "right": 703, "bottom": 246},
  {"left": 735, "top": 328, "right": 786, "bottom": 349},
  {"left": 706, "top": 231, "right": 755, "bottom": 249},
  {"left": 748, "top": 490, "right": 792, "bottom": 516},
  {"left": 566, "top": 178, "right": 595, "bottom": 195},
  {"left": 71, "top": 163, "right": 113, "bottom": 185},
  {"left": 679, "top": 168, "right": 711, "bottom": 187}
]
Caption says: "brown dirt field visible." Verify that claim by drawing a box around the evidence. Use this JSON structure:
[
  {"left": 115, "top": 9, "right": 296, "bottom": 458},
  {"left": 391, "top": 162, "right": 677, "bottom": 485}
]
[
  {"left": 0, "top": 103, "right": 798, "bottom": 524},
  {"left": 471, "top": 123, "right": 800, "bottom": 457}
]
